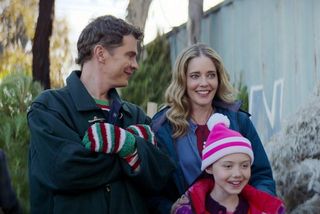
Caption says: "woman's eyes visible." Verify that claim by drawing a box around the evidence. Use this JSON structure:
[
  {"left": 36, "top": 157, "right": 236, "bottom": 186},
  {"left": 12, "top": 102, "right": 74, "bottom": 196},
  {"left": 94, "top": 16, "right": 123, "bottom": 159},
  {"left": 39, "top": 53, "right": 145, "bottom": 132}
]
[
  {"left": 190, "top": 74, "right": 199, "bottom": 79},
  {"left": 189, "top": 73, "right": 216, "bottom": 79},
  {"left": 208, "top": 73, "right": 216, "bottom": 78}
]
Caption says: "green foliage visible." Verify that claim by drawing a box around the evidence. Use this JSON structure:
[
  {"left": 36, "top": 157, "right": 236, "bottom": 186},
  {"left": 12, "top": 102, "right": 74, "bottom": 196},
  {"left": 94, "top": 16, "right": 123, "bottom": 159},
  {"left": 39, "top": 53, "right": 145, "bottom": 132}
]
[
  {"left": 233, "top": 73, "right": 249, "bottom": 112},
  {"left": 235, "top": 82, "right": 249, "bottom": 112},
  {"left": 0, "top": 72, "right": 42, "bottom": 213},
  {"left": 0, "top": 72, "right": 41, "bottom": 116},
  {"left": 121, "top": 34, "right": 172, "bottom": 111}
]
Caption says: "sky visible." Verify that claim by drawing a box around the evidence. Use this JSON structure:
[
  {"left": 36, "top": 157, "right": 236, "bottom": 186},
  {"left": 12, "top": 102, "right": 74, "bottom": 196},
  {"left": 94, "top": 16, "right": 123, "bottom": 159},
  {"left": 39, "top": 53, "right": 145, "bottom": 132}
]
[
  {"left": 55, "top": 0, "right": 224, "bottom": 44},
  {"left": 55, "top": 0, "right": 223, "bottom": 71}
]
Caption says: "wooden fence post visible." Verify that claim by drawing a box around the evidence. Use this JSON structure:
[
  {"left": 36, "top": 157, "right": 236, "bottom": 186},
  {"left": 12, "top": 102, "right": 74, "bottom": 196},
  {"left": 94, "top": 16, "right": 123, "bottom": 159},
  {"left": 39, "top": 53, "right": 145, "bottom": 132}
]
[{"left": 147, "top": 102, "right": 158, "bottom": 118}]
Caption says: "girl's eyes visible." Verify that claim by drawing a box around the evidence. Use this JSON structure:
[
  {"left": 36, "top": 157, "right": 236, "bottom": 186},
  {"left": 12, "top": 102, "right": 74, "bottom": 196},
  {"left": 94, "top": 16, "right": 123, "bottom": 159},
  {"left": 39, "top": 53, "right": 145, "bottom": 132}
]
[
  {"left": 241, "top": 163, "right": 250, "bottom": 168},
  {"left": 222, "top": 163, "right": 250, "bottom": 169}
]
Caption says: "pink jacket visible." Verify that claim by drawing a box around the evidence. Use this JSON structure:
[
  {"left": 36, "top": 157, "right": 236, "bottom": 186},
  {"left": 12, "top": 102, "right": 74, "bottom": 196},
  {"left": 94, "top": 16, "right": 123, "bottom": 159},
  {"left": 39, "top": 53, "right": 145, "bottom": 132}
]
[{"left": 174, "top": 178, "right": 285, "bottom": 214}]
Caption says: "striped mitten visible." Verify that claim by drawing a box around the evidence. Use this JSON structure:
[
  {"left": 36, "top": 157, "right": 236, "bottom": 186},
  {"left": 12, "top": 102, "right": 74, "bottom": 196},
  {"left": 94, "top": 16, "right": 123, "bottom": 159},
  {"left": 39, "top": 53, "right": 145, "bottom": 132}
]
[
  {"left": 126, "top": 124, "right": 157, "bottom": 146},
  {"left": 82, "top": 122, "right": 140, "bottom": 171}
]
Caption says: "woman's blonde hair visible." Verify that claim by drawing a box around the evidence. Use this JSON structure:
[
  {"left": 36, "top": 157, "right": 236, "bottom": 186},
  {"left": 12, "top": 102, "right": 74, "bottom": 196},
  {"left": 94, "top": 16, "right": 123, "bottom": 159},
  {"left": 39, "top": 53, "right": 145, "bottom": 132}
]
[{"left": 165, "top": 44, "right": 236, "bottom": 138}]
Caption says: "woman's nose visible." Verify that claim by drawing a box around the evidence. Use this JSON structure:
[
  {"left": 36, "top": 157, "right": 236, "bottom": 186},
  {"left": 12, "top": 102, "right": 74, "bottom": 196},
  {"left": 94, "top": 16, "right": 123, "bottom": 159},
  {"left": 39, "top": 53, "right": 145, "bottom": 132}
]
[{"left": 199, "top": 76, "right": 209, "bottom": 86}]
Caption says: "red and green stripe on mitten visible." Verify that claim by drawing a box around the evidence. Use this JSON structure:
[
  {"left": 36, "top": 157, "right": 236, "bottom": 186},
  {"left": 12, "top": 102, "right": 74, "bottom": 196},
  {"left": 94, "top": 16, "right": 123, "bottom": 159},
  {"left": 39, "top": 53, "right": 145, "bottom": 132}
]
[
  {"left": 126, "top": 124, "right": 157, "bottom": 146},
  {"left": 122, "top": 124, "right": 157, "bottom": 171},
  {"left": 82, "top": 122, "right": 140, "bottom": 171}
]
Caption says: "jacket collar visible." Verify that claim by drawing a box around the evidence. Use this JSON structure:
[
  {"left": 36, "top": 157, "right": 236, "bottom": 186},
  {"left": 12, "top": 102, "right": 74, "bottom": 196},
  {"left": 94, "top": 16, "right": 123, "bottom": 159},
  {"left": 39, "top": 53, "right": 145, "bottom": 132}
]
[
  {"left": 213, "top": 98, "right": 242, "bottom": 112},
  {"left": 66, "top": 70, "right": 98, "bottom": 111},
  {"left": 66, "top": 71, "right": 131, "bottom": 117},
  {"left": 152, "top": 99, "right": 244, "bottom": 131}
]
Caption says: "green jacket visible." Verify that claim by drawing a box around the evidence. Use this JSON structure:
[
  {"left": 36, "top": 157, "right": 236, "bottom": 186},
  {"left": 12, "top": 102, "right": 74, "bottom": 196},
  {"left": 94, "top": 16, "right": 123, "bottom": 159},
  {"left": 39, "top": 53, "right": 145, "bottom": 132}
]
[{"left": 27, "top": 71, "right": 175, "bottom": 214}]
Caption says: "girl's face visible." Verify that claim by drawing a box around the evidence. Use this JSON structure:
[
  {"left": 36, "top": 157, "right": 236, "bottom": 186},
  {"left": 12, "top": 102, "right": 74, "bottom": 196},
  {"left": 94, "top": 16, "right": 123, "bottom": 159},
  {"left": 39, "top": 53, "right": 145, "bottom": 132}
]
[
  {"left": 186, "top": 55, "right": 218, "bottom": 109},
  {"left": 206, "top": 153, "right": 251, "bottom": 198}
]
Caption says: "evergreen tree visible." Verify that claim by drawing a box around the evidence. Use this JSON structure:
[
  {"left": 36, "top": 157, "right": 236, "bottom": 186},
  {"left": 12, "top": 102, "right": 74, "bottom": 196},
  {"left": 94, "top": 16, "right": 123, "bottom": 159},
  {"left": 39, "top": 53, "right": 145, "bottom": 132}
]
[
  {"left": 266, "top": 84, "right": 320, "bottom": 213},
  {"left": 0, "top": 72, "right": 42, "bottom": 213},
  {"left": 121, "top": 35, "right": 172, "bottom": 111}
]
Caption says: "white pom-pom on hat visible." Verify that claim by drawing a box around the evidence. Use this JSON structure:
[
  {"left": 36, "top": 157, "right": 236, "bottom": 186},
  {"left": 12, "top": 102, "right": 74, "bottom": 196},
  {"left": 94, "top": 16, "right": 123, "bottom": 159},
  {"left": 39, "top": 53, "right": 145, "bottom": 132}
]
[{"left": 207, "top": 113, "right": 230, "bottom": 130}]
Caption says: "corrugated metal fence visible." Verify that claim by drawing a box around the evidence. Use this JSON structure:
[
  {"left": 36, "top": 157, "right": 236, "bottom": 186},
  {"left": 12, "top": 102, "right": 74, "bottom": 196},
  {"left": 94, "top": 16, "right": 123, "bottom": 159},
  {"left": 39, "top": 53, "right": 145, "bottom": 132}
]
[{"left": 167, "top": 0, "right": 320, "bottom": 143}]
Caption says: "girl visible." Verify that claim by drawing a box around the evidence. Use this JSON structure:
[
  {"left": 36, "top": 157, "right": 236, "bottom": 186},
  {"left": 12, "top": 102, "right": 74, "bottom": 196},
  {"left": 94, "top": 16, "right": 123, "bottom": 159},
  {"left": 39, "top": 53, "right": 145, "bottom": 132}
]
[{"left": 171, "top": 113, "right": 285, "bottom": 214}]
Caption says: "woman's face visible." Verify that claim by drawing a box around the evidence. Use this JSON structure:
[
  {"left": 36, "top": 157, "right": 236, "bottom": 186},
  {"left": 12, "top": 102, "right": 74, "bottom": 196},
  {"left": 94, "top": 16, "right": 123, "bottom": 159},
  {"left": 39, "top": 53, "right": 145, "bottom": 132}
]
[{"left": 186, "top": 55, "right": 218, "bottom": 109}]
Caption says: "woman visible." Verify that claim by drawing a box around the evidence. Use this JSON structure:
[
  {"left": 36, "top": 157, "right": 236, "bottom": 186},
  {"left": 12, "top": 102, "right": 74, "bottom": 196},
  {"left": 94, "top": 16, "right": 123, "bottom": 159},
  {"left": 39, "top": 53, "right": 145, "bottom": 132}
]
[{"left": 151, "top": 44, "right": 276, "bottom": 214}]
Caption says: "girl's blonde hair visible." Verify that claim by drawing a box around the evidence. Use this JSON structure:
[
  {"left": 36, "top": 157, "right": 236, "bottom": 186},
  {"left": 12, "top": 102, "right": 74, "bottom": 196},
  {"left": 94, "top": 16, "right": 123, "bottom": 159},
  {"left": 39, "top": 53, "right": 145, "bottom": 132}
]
[{"left": 165, "top": 44, "right": 236, "bottom": 138}]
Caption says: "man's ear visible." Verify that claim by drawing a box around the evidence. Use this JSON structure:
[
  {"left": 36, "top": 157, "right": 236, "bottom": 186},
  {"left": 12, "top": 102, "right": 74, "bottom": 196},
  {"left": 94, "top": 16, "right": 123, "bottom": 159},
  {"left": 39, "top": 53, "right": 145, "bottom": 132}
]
[{"left": 93, "top": 45, "right": 107, "bottom": 63}]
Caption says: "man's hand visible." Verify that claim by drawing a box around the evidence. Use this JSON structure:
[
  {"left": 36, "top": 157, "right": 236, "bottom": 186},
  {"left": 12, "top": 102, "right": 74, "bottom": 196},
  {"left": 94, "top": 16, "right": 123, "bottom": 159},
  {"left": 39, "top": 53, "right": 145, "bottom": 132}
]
[
  {"left": 126, "top": 124, "right": 156, "bottom": 146},
  {"left": 82, "top": 122, "right": 136, "bottom": 158}
]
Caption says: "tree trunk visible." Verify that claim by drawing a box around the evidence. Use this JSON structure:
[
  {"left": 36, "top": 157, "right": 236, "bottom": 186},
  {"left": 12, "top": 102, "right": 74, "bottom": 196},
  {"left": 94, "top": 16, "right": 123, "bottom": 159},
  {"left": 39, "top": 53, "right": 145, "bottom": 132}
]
[
  {"left": 32, "top": 0, "right": 55, "bottom": 89},
  {"left": 126, "top": 0, "right": 152, "bottom": 32},
  {"left": 187, "top": 0, "right": 203, "bottom": 45}
]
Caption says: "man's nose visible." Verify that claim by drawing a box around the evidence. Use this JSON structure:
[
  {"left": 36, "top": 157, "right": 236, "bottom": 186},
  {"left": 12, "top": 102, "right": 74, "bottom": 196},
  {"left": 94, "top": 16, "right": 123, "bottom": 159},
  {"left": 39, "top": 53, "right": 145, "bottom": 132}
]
[{"left": 131, "top": 58, "right": 139, "bottom": 70}]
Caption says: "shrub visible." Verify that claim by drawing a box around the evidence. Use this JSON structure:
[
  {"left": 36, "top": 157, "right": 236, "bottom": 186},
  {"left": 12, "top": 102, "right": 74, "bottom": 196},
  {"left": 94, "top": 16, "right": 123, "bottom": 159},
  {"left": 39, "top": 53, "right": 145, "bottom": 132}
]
[
  {"left": 0, "top": 72, "right": 42, "bottom": 213},
  {"left": 265, "top": 83, "right": 320, "bottom": 213}
]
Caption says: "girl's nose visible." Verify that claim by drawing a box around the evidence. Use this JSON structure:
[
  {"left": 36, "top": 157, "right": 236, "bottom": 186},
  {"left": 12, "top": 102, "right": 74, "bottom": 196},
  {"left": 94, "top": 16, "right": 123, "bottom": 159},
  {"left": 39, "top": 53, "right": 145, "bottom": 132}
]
[{"left": 232, "top": 167, "right": 242, "bottom": 177}]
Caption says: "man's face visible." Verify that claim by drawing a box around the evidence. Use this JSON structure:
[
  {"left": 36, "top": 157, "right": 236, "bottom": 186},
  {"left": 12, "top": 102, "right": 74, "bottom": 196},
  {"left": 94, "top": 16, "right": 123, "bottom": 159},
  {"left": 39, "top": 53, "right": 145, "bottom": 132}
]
[{"left": 103, "top": 35, "right": 139, "bottom": 88}]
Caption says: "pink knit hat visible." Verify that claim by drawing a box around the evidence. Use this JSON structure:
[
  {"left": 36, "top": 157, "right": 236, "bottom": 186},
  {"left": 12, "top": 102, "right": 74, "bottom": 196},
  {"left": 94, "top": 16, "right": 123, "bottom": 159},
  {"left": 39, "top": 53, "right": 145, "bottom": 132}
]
[{"left": 201, "top": 113, "right": 254, "bottom": 170}]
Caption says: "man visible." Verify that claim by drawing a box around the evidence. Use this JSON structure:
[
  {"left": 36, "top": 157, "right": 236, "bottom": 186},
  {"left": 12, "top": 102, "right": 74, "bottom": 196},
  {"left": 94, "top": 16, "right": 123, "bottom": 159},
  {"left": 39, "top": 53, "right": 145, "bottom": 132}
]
[{"left": 27, "top": 15, "right": 175, "bottom": 214}]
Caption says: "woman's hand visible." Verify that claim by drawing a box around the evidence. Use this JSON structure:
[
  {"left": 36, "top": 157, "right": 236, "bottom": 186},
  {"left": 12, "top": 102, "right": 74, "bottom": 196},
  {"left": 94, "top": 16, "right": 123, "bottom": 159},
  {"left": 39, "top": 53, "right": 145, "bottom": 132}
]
[{"left": 171, "top": 193, "right": 192, "bottom": 214}]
